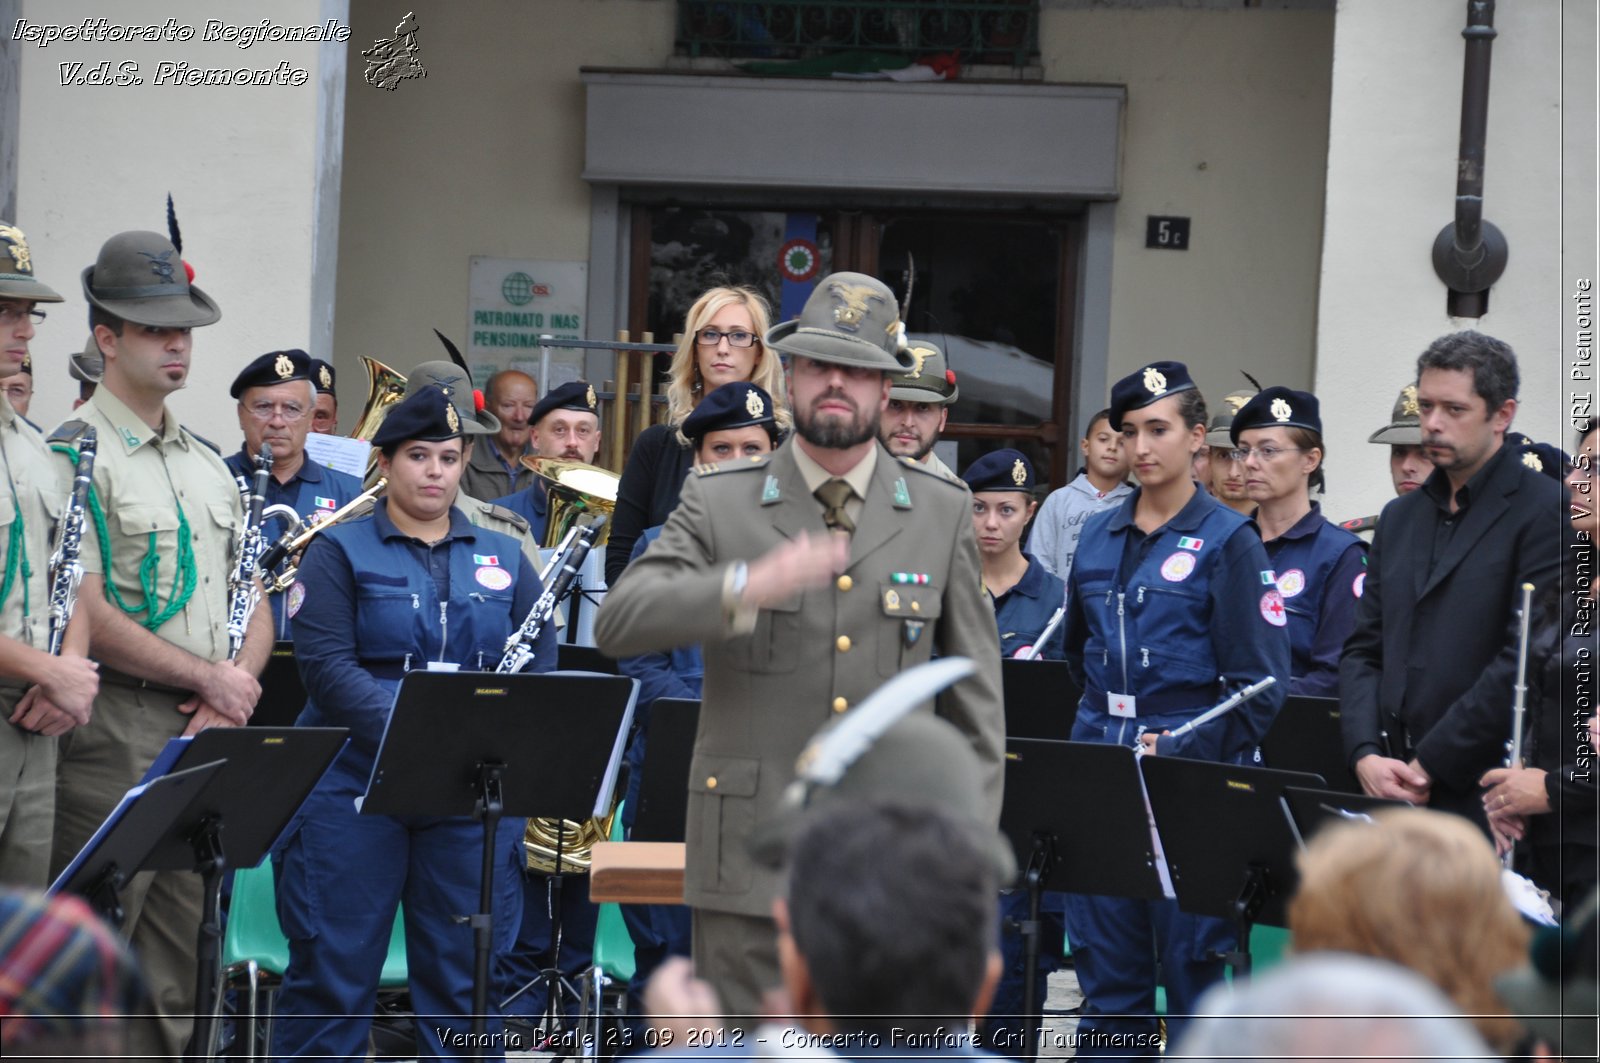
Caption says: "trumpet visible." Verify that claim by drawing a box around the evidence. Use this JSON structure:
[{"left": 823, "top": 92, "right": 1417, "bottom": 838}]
[{"left": 256, "top": 479, "right": 388, "bottom": 594}]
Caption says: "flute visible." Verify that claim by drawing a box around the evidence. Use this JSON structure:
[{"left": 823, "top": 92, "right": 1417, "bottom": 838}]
[{"left": 1500, "top": 581, "right": 1535, "bottom": 869}]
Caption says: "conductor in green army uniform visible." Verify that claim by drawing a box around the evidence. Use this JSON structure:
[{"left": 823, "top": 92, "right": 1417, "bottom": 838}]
[
  {"left": 48, "top": 231, "right": 274, "bottom": 1059},
  {"left": 0, "top": 223, "right": 99, "bottom": 888},
  {"left": 597, "top": 272, "right": 1005, "bottom": 1021}
]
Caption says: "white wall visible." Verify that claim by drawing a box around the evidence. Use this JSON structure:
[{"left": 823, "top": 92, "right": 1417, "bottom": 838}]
[
  {"left": 13, "top": 0, "right": 333, "bottom": 443},
  {"left": 1316, "top": 0, "right": 1592, "bottom": 522}
]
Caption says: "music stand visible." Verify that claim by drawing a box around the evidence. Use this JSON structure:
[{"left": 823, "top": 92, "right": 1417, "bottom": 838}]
[
  {"left": 1140, "top": 757, "right": 1324, "bottom": 977},
  {"left": 557, "top": 643, "right": 620, "bottom": 675},
  {"left": 1281, "top": 785, "right": 1411, "bottom": 849},
  {"left": 998, "top": 739, "right": 1167, "bottom": 1063},
  {"left": 361, "top": 670, "right": 637, "bottom": 1043},
  {"left": 1001, "top": 659, "right": 1082, "bottom": 741},
  {"left": 139, "top": 727, "right": 348, "bottom": 1061},
  {"left": 630, "top": 697, "right": 699, "bottom": 844},
  {"left": 1259, "top": 695, "right": 1362, "bottom": 793},
  {"left": 249, "top": 641, "right": 308, "bottom": 728}
]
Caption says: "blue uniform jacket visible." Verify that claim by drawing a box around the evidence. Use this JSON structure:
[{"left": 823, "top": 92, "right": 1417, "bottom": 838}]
[
  {"left": 617, "top": 527, "right": 705, "bottom": 705},
  {"left": 992, "top": 553, "right": 1067, "bottom": 660},
  {"left": 1261, "top": 503, "right": 1365, "bottom": 698},
  {"left": 1064, "top": 486, "right": 1289, "bottom": 761},
  {"left": 225, "top": 446, "right": 367, "bottom": 636},
  {"left": 489, "top": 482, "right": 549, "bottom": 544},
  {"left": 290, "top": 498, "right": 552, "bottom": 770}
]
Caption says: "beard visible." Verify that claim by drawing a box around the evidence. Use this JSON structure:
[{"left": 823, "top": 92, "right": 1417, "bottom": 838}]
[
  {"left": 799, "top": 399, "right": 878, "bottom": 450},
  {"left": 881, "top": 427, "right": 935, "bottom": 461}
]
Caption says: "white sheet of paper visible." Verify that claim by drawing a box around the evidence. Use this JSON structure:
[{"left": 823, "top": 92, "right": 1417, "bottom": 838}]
[{"left": 304, "top": 433, "right": 372, "bottom": 479}]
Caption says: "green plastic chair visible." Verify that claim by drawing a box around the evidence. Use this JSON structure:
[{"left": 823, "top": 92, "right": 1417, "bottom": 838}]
[{"left": 214, "top": 861, "right": 409, "bottom": 1061}]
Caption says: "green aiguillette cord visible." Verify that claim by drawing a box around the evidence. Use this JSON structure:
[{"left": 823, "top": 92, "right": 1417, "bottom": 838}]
[{"left": 50, "top": 442, "right": 197, "bottom": 630}]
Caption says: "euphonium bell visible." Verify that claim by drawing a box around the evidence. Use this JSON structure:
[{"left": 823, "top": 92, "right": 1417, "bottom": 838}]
[
  {"left": 350, "top": 356, "right": 408, "bottom": 443},
  {"left": 524, "top": 809, "right": 620, "bottom": 874},
  {"left": 521, "top": 455, "right": 619, "bottom": 549}
]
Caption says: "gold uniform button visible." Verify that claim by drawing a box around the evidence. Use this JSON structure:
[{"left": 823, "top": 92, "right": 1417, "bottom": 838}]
[
  {"left": 911, "top": 601, "right": 921, "bottom": 612},
  {"left": 832, "top": 697, "right": 848, "bottom": 714},
  {"left": 706, "top": 776, "right": 718, "bottom": 790},
  {"left": 836, "top": 635, "right": 851, "bottom": 653},
  {"left": 836, "top": 575, "right": 853, "bottom": 592}
]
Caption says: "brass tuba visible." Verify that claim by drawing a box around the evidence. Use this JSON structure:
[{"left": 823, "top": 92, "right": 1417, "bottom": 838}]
[
  {"left": 350, "top": 356, "right": 408, "bottom": 443},
  {"left": 519, "top": 455, "right": 621, "bottom": 873}
]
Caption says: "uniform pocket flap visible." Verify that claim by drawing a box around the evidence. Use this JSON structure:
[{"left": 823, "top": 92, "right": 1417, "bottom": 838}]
[
  {"left": 206, "top": 500, "right": 240, "bottom": 531},
  {"left": 688, "top": 753, "right": 759, "bottom": 797},
  {"left": 116, "top": 503, "right": 179, "bottom": 535},
  {"left": 878, "top": 582, "right": 942, "bottom": 620}
]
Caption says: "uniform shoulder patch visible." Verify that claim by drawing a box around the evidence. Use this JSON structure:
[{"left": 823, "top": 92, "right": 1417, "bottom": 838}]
[
  {"left": 1338, "top": 514, "right": 1378, "bottom": 533},
  {"left": 184, "top": 427, "right": 222, "bottom": 455},
  {"left": 484, "top": 503, "right": 531, "bottom": 533},
  {"left": 47, "top": 419, "right": 93, "bottom": 447}
]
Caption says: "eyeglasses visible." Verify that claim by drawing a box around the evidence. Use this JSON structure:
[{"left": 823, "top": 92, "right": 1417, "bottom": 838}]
[
  {"left": 0, "top": 306, "right": 45, "bottom": 326},
  {"left": 695, "top": 327, "right": 756, "bottom": 349},
  {"left": 1230, "top": 445, "right": 1304, "bottom": 462},
  {"left": 244, "top": 400, "right": 309, "bottom": 423}
]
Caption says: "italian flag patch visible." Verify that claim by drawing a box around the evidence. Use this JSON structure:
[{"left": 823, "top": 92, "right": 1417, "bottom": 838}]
[
  {"left": 1177, "top": 536, "right": 1204, "bottom": 551},
  {"left": 473, "top": 554, "right": 500, "bottom": 566},
  {"left": 1261, "top": 570, "right": 1277, "bottom": 585},
  {"left": 315, "top": 496, "right": 337, "bottom": 510}
]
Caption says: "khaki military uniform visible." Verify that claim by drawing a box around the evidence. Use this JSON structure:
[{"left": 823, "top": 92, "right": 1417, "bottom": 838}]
[
  {"left": 48, "top": 387, "right": 241, "bottom": 1059},
  {"left": 460, "top": 437, "right": 534, "bottom": 503},
  {"left": 458, "top": 490, "right": 541, "bottom": 569},
  {"left": 923, "top": 449, "right": 960, "bottom": 483},
  {"left": 595, "top": 438, "right": 1004, "bottom": 1018},
  {"left": 0, "top": 394, "right": 66, "bottom": 886}
]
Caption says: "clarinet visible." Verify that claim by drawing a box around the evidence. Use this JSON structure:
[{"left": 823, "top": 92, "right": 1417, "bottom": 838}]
[
  {"left": 496, "top": 516, "right": 606, "bottom": 674},
  {"left": 45, "top": 427, "right": 97, "bottom": 656},
  {"left": 1501, "top": 581, "right": 1535, "bottom": 869},
  {"left": 225, "top": 444, "right": 274, "bottom": 661}
]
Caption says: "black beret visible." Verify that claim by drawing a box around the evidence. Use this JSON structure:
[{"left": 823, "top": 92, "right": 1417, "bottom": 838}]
[
  {"left": 529, "top": 380, "right": 599, "bottom": 429},
  {"left": 1506, "top": 431, "right": 1570, "bottom": 481},
  {"left": 962, "top": 448, "right": 1036, "bottom": 494},
  {"left": 682, "top": 382, "right": 778, "bottom": 444},
  {"left": 17, "top": 353, "right": 30, "bottom": 376},
  {"left": 371, "top": 385, "right": 465, "bottom": 448},
  {"left": 309, "top": 358, "right": 336, "bottom": 395},
  {"left": 1108, "top": 361, "right": 1197, "bottom": 431},
  {"left": 230, "top": 349, "right": 312, "bottom": 400},
  {"left": 1229, "top": 386, "right": 1321, "bottom": 445}
]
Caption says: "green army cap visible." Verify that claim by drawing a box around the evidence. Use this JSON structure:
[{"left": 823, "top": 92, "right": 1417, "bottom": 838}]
[
  {"left": 0, "top": 222, "right": 64, "bottom": 303},
  {"left": 766, "top": 272, "right": 915, "bottom": 373},
  {"left": 888, "top": 337, "right": 959, "bottom": 405},
  {"left": 69, "top": 335, "right": 104, "bottom": 384},
  {"left": 1368, "top": 383, "right": 1422, "bottom": 445},
  {"left": 1206, "top": 388, "right": 1258, "bottom": 448},
  {"left": 82, "top": 230, "right": 220, "bottom": 328},
  {"left": 405, "top": 360, "right": 499, "bottom": 435}
]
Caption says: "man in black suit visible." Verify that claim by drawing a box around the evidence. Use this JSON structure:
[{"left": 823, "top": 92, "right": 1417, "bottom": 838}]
[{"left": 1340, "top": 331, "right": 1563, "bottom": 825}]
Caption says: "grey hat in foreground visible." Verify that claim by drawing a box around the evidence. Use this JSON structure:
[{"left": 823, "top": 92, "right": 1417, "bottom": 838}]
[
  {"left": 748, "top": 657, "right": 1015, "bottom": 882},
  {"left": 68, "top": 335, "right": 104, "bottom": 384},
  {"left": 0, "top": 222, "right": 64, "bottom": 304},
  {"left": 1205, "top": 388, "right": 1257, "bottom": 448},
  {"left": 765, "top": 272, "right": 915, "bottom": 373},
  {"left": 1368, "top": 383, "right": 1423, "bottom": 445},
  {"left": 888, "top": 338, "right": 959, "bottom": 405},
  {"left": 1494, "top": 889, "right": 1598, "bottom": 1058},
  {"left": 405, "top": 360, "right": 498, "bottom": 435},
  {"left": 82, "top": 230, "right": 220, "bottom": 328}
]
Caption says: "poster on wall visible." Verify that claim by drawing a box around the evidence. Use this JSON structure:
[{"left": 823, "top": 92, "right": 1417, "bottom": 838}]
[{"left": 467, "top": 257, "right": 588, "bottom": 390}]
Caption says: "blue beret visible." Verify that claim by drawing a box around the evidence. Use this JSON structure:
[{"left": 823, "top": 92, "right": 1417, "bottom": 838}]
[
  {"left": 682, "top": 382, "right": 778, "bottom": 444},
  {"left": 309, "top": 358, "right": 336, "bottom": 395},
  {"left": 1108, "top": 361, "right": 1197, "bottom": 431},
  {"left": 530, "top": 380, "right": 599, "bottom": 429},
  {"left": 962, "top": 448, "right": 1036, "bottom": 493},
  {"left": 1230, "top": 385, "right": 1321, "bottom": 444},
  {"left": 1506, "top": 432, "right": 1570, "bottom": 481},
  {"left": 371, "top": 385, "right": 465, "bottom": 448},
  {"left": 230, "top": 349, "right": 312, "bottom": 399}
]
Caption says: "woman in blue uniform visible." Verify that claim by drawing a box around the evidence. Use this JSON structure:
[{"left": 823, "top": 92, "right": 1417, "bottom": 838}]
[
  {"left": 1231, "top": 386, "right": 1365, "bottom": 697},
  {"left": 962, "top": 448, "right": 1066, "bottom": 660},
  {"left": 271, "top": 386, "right": 555, "bottom": 1061},
  {"left": 1062, "top": 361, "right": 1289, "bottom": 1058}
]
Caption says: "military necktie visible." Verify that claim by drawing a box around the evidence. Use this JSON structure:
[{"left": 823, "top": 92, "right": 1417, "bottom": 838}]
[{"left": 814, "top": 477, "right": 856, "bottom": 535}]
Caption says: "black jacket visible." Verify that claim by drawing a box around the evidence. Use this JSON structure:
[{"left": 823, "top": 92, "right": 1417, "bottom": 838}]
[
  {"left": 1340, "top": 441, "right": 1565, "bottom": 819},
  {"left": 605, "top": 423, "right": 695, "bottom": 586}
]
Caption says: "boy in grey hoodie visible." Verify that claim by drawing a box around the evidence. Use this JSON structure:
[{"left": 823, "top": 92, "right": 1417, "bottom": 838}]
[{"left": 1029, "top": 408, "right": 1132, "bottom": 578}]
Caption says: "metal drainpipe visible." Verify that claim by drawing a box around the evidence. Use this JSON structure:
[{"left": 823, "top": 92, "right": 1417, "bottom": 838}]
[{"left": 1432, "top": 0, "right": 1509, "bottom": 319}]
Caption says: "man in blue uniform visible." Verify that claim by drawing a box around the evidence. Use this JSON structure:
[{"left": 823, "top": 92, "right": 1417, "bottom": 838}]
[
  {"left": 491, "top": 380, "right": 603, "bottom": 543},
  {"left": 226, "top": 348, "right": 366, "bottom": 636},
  {"left": 1062, "top": 361, "right": 1288, "bottom": 1057}
]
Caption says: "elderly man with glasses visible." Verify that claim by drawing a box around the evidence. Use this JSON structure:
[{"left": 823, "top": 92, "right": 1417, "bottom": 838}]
[{"left": 226, "top": 349, "right": 367, "bottom": 637}]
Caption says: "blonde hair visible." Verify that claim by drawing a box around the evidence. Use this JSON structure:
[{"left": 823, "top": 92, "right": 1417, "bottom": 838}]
[
  {"left": 1288, "top": 808, "right": 1530, "bottom": 1054},
  {"left": 665, "top": 286, "right": 791, "bottom": 443}
]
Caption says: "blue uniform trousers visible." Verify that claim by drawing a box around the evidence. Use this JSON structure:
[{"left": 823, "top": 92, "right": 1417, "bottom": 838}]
[
  {"left": 271, "top": 757, "right": 525, "bottom": 1061},
  {"left": 981, "top": 889, "right": 1067, "bottom": 1058},
  {"left": 1061, "top": 709, "right": 1232, "bottom": 1059}
]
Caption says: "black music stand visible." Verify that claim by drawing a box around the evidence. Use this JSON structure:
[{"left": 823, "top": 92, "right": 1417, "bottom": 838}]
[
  {"left": 1281, "top": 785, "right": 1410, "bottom": 849},
  {"left": 629, "top": 698, "right": 699, "bottom": 844},
  {"left": 557, "top": 643, "right": 620, "bottom": 675},
  {"left": 1001, "top": 658, "right": 1082, "bottom": 741},
  {"left": 997, "top": 739, "right": 1167, "bottom": 1063},
  {"left": 51, "top": 760, "right": 229, "bottom": 926},
  {"left": 1140, "top": 757, "right": 1324, "bottom": 978},
  {"left": 361, "top": 670, "right": 637, "bottom": 1044},
  {"left": 141, "top": 727, "right": 348, "bottom": 1061},
  {"left": 1259, "top": 695, "right": 1362, "bottom": 793},
  {"left": 250, "top": 641, "right": 308, "bottom": 728}
]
